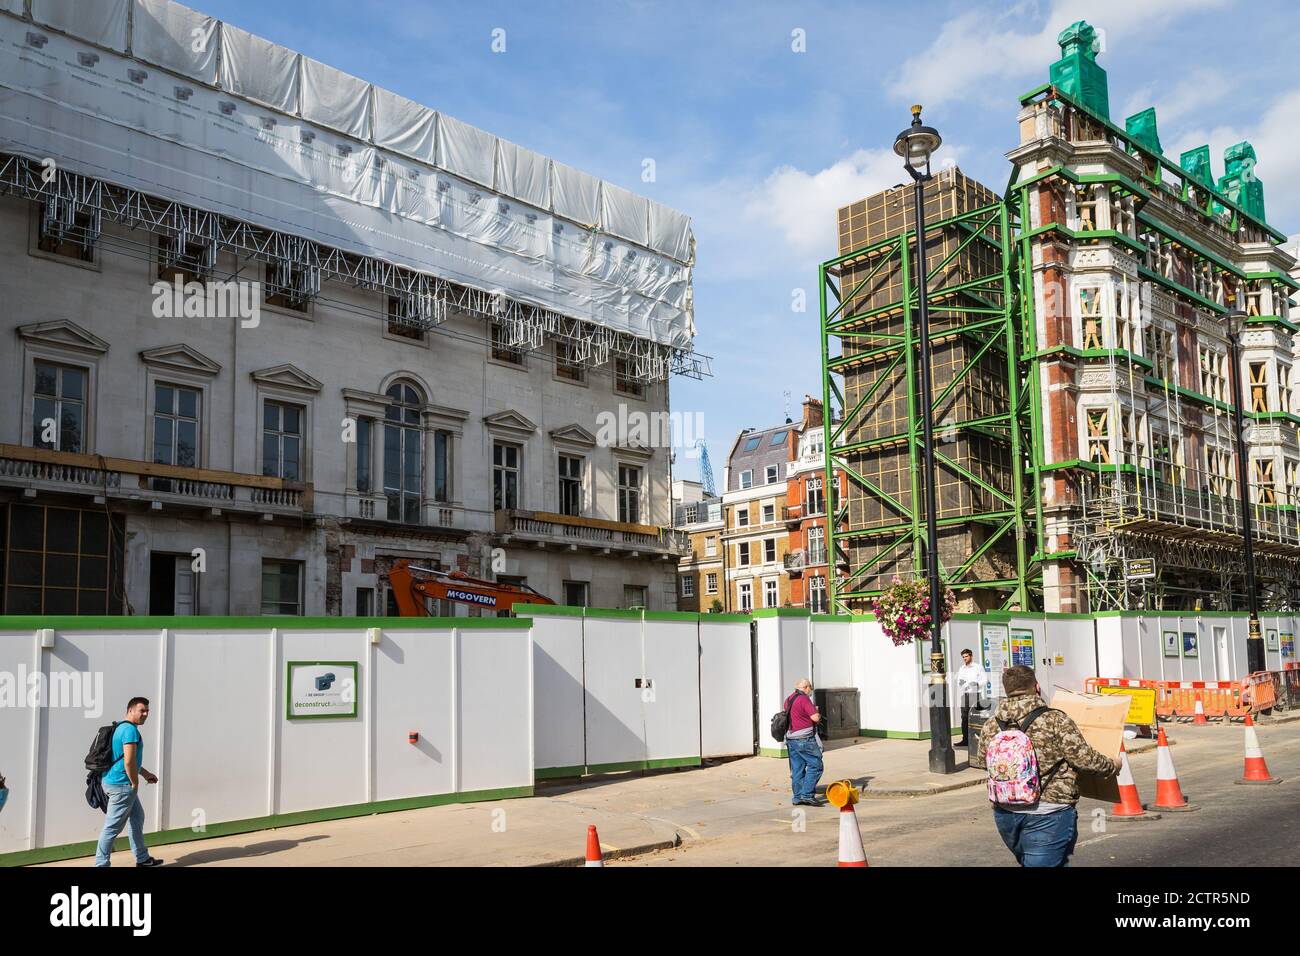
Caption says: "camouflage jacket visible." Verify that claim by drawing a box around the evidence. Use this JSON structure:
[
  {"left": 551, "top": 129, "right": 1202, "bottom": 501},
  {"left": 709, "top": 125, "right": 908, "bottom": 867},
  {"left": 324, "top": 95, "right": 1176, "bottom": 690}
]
[{"left": 972, "top": 693, "right": 1115, "bottom": 805}]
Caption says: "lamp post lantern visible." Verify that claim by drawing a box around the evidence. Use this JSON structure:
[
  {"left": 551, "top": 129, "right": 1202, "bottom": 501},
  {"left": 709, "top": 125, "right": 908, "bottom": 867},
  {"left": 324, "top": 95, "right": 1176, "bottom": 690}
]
[
  {"left": 894, "top": 105, "right": 956, "bottom": 774},
  {"left": 1224, "top": 309, "right": 1265, "bottom": 673}
]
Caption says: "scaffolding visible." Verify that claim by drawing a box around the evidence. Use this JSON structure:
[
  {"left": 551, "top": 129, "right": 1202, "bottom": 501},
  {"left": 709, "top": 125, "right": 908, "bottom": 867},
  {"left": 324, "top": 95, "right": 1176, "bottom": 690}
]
[
  {"left": 820, "top": 169, "right": 1031, "bottom": 614},
  {"left": 0, "top": 151, "right": 711, "bottom": 385}
]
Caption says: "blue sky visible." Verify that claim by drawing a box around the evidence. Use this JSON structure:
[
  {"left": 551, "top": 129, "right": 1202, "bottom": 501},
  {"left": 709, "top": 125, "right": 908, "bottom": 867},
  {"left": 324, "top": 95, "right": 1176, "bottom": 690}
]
[{"left": 198, "top": 0, "right": 1300, "bottom": 487}]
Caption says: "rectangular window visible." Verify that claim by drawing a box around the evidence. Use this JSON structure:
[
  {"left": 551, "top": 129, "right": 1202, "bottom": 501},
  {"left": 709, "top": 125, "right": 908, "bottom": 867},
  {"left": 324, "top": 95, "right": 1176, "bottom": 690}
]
[
  {"left": 559, "top": 455, "right": 583, "bottom": 516},
  {"left": 260, "top": 560, "right": 303, "bottom": 615},
  {"left": 355, "top": 587, "right": 374, "bottom": 616},
  {"left": 618, "top": 464, "right": 642, "bottom": 524},
  {"left": 264, "top": 261, "right": 312, "bottom": 313},
  {"left": 494, "top": 443, "right": 520, "bottom": 510},
  {"left": 1254, "top": 458, "right": 1277, "bottom": 505},
  {"left": 153, "top": 383, "right": 200, "bottom": 492},
  {"left": 386, "top": 295, "right": 427, "bottom": 341},
  {"left": 764, "top": 579, "right": 778, "bottom": 608},
  {"left": 383, "top": 388, "right": 422, "bottom": 524},
  {"left": 32, "top": 361, "right": 86, "bottom": 453},
  {"left": 563, "top": 580, "right": 590, "bottom": 607},
  {"left": 1250, "top": 362, "right": 1269, "bottom": 413},
  {"left": 624, "top": 585, "right": 647, "bottom": 609},
  {"left": 491, "top": 324, "right": 524, "bottom": 365},
  {"left": 1086, "top": 408, "right": 1111, "bottom": 465},
  {"left": 433, "top": 430, "right": 451, "bottom": 503},
  {"left": 157, "top": 234, "right": 211, "bottom": 285},
  {"left": 356, "top": 418, "right": 372, "bottom": 494},
  {"left": 736, "top": 507, "right": 749, "bottom": 528},
  {"left": 739, "top": 470, "right": 753, "bottom": 490},
  {"left": 738, "top": 542, "right": 750, "bottom": 566},
  {"left": 37, "top": 203, "right": 96, "bottom": 262},
  {"left": 765, "top": 465, "right": 779, "bottom": 484},
  {"left": 262, "top": 400, "right": 303, "bottom": 481},
  {"left": 704, "top": 535, "right": 717, "bottom": 556},
  {"left": 2, "top": 503, "right": 124, "bottom": 614},
  {"left": 615, "top": 357, "right": 644, "bottom": 397},
  {"left": 1078, "top": 286, "right": 1104, "bottom": 350},
  {"left": 809, "top": 576, "right": 827, "bottom": 614},
  {"left": 764, "top": 538, "right": 776, "bottom": 563},
  {"left": 681, "top": 575, "right": 695, "bottom": 598},
  {"left": 808, "top": 525, "right": 826, "bottom": 565},
  {"left": 555, "top": 341, "right": 585, "bottom": 382},
  {"left": 705, "top": 572, "right": 718, "bottom": 594},
  {"left": 806, "top": 476, "right": 825, "bottom": 515},
  {"left": 762, "top": 503, "right": 775, "bottom": 524},
  {"left": 738, "top": 581, "right": 752, "bottom": 613}
]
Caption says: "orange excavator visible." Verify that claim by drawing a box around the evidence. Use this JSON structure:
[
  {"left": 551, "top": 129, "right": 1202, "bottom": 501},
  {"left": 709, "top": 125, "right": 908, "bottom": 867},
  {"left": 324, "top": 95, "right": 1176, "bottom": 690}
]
[{"left": 386, "top": 559, "right": 555, "bottom": 616}]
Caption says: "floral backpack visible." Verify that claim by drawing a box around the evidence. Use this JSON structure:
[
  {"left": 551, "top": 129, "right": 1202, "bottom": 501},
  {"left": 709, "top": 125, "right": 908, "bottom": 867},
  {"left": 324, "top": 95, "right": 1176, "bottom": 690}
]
[{"left": 985, "top": 707, "right": 1062, "bottom": 805}]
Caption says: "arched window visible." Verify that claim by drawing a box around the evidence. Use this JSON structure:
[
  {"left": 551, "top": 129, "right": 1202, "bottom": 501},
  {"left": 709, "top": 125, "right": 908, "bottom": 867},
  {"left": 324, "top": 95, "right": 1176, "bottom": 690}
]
[{"left": 384, "top": 382, "right": 422, "bottom": 523}]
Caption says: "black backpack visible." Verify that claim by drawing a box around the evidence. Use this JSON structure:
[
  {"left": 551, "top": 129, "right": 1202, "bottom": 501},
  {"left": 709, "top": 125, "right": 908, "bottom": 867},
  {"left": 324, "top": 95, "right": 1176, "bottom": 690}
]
[
  {"left": 84, "top": 721, "right": 122, "bottom": 774},
  {"left": 770, "top": 693, "right": 797, "bottom": 742}
]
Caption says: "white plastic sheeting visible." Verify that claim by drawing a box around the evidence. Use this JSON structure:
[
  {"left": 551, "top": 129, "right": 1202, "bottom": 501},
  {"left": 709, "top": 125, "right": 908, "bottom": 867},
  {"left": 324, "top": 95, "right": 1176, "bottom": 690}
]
[
  {"left": 299, "top": 54, "right": 371, "bottom": 138},
  {"left": 372, "top": 86, "right": 436, "bottom": 164},
  {"left": 0, "top": 6, "right": 694, "bottom": 346},
  {"left": 496, "top": 138, "right": 550, "bottom": 209},
  {"left": 30, "top": 0, "right": 128, "bottom": 51},
  {"left": 551, "top": 160, "right": 601, "bottom": 228},
  {"left": 0, "top": 1, "right": 22, "bottom": 19},
  {"left": 600, "top": 180, "right": 649, "bottom": 246},
  {"left": 219, "top": 22, "right": 299, "bottom": 112},
  {"left": 436, "top": 112, "right": 496, "bottom": 188},
  {"left": 131, "top": 0, "right": 218, "bottom": 85}
]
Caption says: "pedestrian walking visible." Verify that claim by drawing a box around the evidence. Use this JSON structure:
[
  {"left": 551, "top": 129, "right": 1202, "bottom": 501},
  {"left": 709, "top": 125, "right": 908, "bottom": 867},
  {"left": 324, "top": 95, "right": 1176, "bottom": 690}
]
[
  {"left": 95, "top": 697, "right": 163, "bottom": 867},
  {"left": 785, "top": 679, "right": 824, "bottom": 807},
  {"left": 955, "top": 648, "right": 983, "bottom": 746},
  {"left": 975, "top": 666, "right": 1120, "bottom": 867}
]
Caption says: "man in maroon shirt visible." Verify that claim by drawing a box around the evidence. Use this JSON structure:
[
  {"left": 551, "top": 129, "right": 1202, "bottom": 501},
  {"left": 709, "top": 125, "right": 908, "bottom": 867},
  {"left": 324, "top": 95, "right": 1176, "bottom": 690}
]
[{"left": 785, "top": 678, "right": 824, "bottom": 806}]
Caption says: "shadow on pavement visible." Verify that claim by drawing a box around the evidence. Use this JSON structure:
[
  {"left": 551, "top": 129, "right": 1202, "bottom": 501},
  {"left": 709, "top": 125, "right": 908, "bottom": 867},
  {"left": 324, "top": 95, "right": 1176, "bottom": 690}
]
[{"left": 166, "top": 834, "right": 330, "bottom": 865}]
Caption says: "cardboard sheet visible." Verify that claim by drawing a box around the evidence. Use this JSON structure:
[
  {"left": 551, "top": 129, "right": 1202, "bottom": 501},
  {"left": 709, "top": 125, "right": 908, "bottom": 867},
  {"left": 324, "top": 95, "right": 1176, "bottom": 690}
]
[{"left": 1051, "top": 688, "right": 1127, "bottom": 802}]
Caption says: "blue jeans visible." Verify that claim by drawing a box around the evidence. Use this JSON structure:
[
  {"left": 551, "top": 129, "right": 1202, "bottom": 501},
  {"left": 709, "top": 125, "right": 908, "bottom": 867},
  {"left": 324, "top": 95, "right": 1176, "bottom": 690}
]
[
  {"left": 993, "top": 806, "right": 1078, "bottom": 867},
  {"left": 96, "top": 784, "right": 148, "bottom": 867},
  {"left": 786, "top": 736, "right": 824, "bottom": 803}
]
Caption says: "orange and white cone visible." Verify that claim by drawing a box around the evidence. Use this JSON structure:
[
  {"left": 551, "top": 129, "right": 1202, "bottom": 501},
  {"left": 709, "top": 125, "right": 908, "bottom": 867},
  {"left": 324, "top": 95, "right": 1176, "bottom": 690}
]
[
  {"left": 826, "top": 780, "right": 867, "bottom": 867},
  {"left": 1192, "top": 697, "right": 1208, "bottom": 726},
  {"left": 1151, "top": 728, "right": 1197, "bottom": 811},
  {"left": 584, "top": 825, "right": 604, "bottom": 866},
  {"left": 1235, "top": 716, "right": 1283, "bottom": 785},
  {"left": 1107, "top": 743, "right": 1161, "bottom": 821}
]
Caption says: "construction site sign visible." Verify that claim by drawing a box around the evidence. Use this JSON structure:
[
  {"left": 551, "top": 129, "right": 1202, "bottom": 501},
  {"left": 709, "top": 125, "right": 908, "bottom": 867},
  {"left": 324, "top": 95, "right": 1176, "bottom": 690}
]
[
  {"left": 1125, "top": 558, "right": 1156, "bottom": 580},
  {"left": 1094, "top": 685, "right": 1156, "bottom": 726}
]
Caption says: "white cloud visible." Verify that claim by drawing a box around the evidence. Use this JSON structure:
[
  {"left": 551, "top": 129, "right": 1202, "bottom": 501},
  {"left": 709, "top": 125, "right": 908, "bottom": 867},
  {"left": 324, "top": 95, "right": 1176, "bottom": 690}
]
[
  {"left": 1170, "top": 87, "right": 1300, "bottom": 229},
  {"left": 742, "top": 147, "right": 945, "bottom": 256},
  {"left": 889, "top": 0, "right": 1228, "bottom": 107},
  {"left": 1121, "top": 69, "right": 1237, "bottom": 131}
]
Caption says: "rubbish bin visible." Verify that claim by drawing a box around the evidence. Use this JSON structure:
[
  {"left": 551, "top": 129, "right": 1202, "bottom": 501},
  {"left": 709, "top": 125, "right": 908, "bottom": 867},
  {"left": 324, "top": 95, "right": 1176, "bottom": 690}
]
[
  {"left": 814, "top": 687, "right": 861, "bottom": 740},
  {"left": 965, "top": 699, "right": 996, "bottom": 768}
]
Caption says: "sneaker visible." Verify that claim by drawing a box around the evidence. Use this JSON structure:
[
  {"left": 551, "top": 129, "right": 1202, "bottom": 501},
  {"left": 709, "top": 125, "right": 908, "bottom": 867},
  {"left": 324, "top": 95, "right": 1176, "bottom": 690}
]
[{"left": 136, "top": 856, "right": 164, "bottom": 867}]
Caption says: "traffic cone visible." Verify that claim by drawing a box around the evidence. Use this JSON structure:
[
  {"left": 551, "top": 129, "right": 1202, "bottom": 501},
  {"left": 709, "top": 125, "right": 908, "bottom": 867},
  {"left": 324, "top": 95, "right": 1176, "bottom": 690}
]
[
  {"left": 1107, "top": 743, "right": 1161, "bottom": 821},
  {"left": 1235, "top": 716, "right": 1283, "bottom": 785},
  {"left": 826, "top": 780, "right": 867, "bottom": 867},
  {"left": 1192, "top": 697, "right": 1208, "bottom": 726},
  {"left": 1151, "top": 728, "right": 1198, "bottom": 812},
  {"left": 584, "top": 825, "right": 604, "bottom": 866}
]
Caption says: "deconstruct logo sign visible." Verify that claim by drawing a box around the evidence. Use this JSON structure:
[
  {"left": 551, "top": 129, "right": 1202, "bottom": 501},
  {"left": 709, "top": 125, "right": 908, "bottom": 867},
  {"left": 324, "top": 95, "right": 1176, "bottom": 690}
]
[{"left": 446, "top": 588, "right": 498, "bottom": 608}]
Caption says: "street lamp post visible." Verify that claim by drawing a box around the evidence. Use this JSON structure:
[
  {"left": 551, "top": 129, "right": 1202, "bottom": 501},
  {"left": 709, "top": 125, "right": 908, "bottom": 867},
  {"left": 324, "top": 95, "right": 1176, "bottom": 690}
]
[
  {"left": 1224, "top": 309, "right": 1266, "bottom": 673},
  {"left": 895, "top": 105, "right": 956, "bottom": 774}
]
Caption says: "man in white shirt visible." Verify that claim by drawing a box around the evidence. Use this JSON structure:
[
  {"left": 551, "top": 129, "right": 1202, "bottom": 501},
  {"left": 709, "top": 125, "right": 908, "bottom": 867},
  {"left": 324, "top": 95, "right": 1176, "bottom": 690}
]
[{"left": 955, "top": 648, "right": 983, "bottom": 747}]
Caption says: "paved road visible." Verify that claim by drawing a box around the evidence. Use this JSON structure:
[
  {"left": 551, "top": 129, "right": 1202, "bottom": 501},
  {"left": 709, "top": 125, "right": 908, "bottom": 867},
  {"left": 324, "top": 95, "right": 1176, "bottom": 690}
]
[{"left": 620, "top": 721, "right": 1300, "bottom": 866}]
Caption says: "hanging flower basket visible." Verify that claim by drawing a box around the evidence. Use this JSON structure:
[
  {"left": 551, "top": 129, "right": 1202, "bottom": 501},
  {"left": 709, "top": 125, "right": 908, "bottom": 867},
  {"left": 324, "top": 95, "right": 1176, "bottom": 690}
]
[{"left": 870, "top": 577, "right": 957, "bottom": 647}]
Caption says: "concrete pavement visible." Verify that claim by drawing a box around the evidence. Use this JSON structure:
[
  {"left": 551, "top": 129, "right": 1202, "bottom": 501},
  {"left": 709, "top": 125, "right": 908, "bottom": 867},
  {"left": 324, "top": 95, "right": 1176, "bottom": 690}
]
[{"left": 39, "top": 723, "right": 1274, "bottom": 868}]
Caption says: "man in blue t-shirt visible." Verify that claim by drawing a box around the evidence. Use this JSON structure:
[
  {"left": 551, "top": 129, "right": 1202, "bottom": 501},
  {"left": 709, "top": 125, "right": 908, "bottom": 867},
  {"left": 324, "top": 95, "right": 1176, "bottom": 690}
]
[{"left": 95, "top": 697, "right": 162, "bottom": 867}]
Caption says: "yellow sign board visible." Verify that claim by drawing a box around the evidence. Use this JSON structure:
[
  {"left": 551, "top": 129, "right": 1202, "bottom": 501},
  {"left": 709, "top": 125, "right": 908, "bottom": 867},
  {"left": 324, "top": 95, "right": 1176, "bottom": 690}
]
[{"left": 1095, "top": 685, "right": 1156, "bottom": 726}]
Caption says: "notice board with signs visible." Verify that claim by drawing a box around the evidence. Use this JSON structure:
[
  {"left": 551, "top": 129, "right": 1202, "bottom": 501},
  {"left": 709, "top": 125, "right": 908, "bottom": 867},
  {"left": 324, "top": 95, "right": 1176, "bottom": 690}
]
[
  {"left": 981, "top": 622, "right": 1010, "bottom": 698},
  {"left": 1267, "top": 629, "right": 1280, "bottom": 652},
  {"left": 1283, "top": 634, "right": 1295, "bottom": 659},
  {"left": 287, "top": 661, "right": 359, "bottom": 719},
  {"left": 1163, "top": 631, "right": 1179, "bottom": 658},
  {"left": 1095, "top": 685, "right": 1156, "bottom": 726},
  {"left": 1182, "top": 631, "right": 1198, "bottom": 658},
  {"left": 1010, "top": 629, "right": 1035, "bottom": 668}
]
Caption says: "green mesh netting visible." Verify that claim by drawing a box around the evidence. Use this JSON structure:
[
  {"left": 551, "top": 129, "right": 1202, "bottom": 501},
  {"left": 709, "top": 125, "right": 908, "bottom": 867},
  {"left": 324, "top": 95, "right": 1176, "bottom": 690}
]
[{"left": 1049, "top": 20, "right": 1109, "bottom": 119}]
